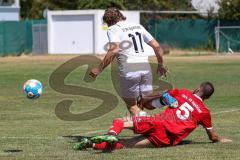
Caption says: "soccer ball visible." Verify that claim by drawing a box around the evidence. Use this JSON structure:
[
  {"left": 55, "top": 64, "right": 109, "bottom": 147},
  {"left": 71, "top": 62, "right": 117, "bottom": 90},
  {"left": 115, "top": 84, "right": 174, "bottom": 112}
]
[{"left": 22, "top": 79, "right": 43, "bottom": 99}]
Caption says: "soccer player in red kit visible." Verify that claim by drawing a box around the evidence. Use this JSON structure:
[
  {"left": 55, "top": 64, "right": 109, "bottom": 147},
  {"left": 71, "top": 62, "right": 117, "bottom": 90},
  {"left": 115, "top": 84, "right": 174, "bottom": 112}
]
[{"left": 73, "top": 82, "right": 232, "bottom": 150}]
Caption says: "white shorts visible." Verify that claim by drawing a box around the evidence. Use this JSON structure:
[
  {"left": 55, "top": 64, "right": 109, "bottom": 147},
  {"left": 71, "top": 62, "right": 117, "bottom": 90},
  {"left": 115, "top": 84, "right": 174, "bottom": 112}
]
[{"left": 119, "top": 70, "right": 153, "bottom": 99}]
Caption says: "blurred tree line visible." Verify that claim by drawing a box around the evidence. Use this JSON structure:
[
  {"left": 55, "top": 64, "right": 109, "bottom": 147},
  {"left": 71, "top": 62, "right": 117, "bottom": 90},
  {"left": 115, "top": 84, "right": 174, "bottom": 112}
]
[
  {"left": 218, "top": 0, "right": 240, "bottom": 20},
  {"left": 20, "top": 0, "right": 240, "bottom": 20}
]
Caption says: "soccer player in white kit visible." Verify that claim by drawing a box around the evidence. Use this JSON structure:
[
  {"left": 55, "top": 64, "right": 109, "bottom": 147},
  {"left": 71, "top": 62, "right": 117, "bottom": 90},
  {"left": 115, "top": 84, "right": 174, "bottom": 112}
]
[{"left": 90, "top": 8, "right": 168, "bottom": 115}]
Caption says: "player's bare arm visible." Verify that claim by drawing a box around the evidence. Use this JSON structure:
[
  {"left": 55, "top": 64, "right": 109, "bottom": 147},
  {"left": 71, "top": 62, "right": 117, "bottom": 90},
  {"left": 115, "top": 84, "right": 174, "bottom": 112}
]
[
  {"left": 206, "top": 128, "right": 232, "bottom": 143},
  {"left": 148, "top": 39, "right": 168, "bottom": 77},
  {"left": 89, "top": 42, "right": 119, "bottom": 78}
]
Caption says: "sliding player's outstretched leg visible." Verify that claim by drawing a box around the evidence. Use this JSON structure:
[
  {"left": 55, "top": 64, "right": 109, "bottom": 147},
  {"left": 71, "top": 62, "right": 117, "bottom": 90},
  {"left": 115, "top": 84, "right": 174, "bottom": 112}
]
[
  {"left": 73, "top": 117, "right": 134, "bottom": 150},
  {"left": 93, "top": 135, "right": 155, "bottom": 150},
  {"left": 120, "top": 135, "right": 155, "bottom": 148},
  {"left": 73, "top": 135, "right": 118, "bottom": 150},
  {"left": 73, "top": 137, "right": 93, "bottom": 150},
  {"left": 91, "top": 135, "right": 118, "bottom": 144},
  {"left": 73, "top": 135, "right": 119, "bottom": 151}
]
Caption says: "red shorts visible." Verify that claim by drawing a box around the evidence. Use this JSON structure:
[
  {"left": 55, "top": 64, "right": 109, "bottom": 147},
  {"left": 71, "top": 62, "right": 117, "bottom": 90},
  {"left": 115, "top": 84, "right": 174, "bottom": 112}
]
[{"left": 132, "top": 116, "right": 170, "bottom": 147}]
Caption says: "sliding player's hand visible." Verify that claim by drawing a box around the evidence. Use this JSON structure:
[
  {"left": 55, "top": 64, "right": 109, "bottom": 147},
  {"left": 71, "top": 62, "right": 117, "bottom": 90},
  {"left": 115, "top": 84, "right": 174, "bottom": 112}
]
[
  {"left": 219, "top": 138, "right": 232, "bottom": 143},
  {"left": 89, "top": 68, "right": 101, "bottom": 78},
  {"left": 157, "top": 64, "right": 168, "bottom": 77}
]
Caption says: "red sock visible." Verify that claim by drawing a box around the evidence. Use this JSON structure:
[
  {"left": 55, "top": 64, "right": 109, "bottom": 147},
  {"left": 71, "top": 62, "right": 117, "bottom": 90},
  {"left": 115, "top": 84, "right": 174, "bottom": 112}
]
[
  {"left": 93, "top": 142, "right": 124, "bottom": 150},
  {"left": 108, "top": 119, "right": 124, "bottom": 135}
]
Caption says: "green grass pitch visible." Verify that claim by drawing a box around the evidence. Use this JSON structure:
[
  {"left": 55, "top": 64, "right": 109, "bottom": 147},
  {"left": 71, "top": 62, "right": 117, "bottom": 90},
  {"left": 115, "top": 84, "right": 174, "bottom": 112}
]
[{"left": 0, "top": 55, "right": 239, "bottom": 160}]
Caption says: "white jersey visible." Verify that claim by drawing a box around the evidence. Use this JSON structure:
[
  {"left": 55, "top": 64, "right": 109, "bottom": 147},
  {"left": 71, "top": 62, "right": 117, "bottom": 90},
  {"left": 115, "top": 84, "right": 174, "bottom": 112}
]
[{"left": 107, "top": 21, "right": 154, "bottom": 75}]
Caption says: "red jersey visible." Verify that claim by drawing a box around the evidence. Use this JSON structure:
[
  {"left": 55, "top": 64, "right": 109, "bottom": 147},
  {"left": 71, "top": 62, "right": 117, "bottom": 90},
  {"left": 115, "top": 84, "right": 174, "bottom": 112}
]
[{"left": 159, "top": 89, "right": 212, "bottom": 145}]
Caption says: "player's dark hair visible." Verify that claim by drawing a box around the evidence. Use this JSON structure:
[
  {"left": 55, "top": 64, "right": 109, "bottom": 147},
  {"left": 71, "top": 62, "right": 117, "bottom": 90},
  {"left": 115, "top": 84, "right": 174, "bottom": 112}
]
[
  {"left": 200, "top": 81, "right": 214, "bottom": 99},
  {"left": 103, "top": 7, "right": 126, "bottom": 26}
]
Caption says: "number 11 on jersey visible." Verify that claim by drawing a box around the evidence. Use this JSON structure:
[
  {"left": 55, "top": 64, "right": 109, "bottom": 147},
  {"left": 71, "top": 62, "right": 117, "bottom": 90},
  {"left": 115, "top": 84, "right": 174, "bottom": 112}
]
[{"left": 128, "top": 32, "right": 144, "bottom": 53}]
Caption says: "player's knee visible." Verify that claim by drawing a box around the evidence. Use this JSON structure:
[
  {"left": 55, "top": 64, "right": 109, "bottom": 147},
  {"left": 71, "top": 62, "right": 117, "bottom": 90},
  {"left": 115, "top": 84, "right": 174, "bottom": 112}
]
[
  {"left": 129, "top": 106, "right": 142, "bottom": 115},
  {"left": 123, "top": 121, "right": 133, "bottom": 129}
]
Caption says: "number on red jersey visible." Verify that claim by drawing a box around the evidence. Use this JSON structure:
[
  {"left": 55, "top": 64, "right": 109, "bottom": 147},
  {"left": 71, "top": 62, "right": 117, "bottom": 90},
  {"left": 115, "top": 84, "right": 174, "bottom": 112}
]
[{"left": 176, "top": 102, "right": 194, "bottom": 120}]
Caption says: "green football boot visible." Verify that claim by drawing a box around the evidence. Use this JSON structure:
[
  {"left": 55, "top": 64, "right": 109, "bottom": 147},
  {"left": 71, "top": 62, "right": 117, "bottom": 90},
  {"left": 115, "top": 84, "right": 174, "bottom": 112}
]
[
  {"left": 90, "top": 135, "right": 118, "bottom": 145},
  {"left": 73, "top": 137, "right": 92, "bottom": 150}
]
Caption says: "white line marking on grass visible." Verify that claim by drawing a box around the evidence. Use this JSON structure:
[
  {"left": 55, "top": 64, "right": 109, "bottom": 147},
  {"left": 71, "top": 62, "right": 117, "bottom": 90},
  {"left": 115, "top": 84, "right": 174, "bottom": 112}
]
[{"left": 212, "top": 109, "right": 240, "bottom": 115}]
